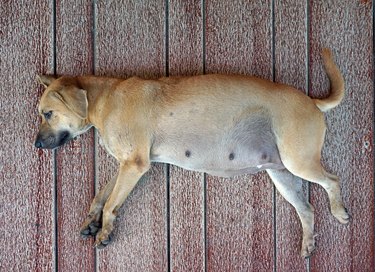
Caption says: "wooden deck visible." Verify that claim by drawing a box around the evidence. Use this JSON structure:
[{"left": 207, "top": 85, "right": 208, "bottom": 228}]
[{"left": 0, "top": 1, "right": 373, "bottom": 271}]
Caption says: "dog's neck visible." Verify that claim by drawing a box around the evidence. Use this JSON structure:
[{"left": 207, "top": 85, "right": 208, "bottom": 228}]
[{"left": 76, "top": 76, "right": 123, "bottom": 130}]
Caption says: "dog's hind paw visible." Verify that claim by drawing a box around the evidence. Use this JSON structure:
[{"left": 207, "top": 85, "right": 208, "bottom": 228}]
[
  {"left": 301, "top": 237, "right": 316, "bottom": 258},
  {"left": 332, "top": 206, "right": 350, "bottom": 224}
]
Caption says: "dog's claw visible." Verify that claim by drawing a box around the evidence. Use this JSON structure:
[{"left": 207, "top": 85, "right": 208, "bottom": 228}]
[
  {"left": 95, "top": 243, "right": 107, "bottom": 250},
  {"left": 102, "top": 238, "right": 111, "bottom": 245},
  {"left": 80, "top": 228, "right": 91, "bottom": 237}
]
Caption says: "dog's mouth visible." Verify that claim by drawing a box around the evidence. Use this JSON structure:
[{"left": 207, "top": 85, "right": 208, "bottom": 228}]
[
  {"left": 57, "top": 131, "right": 72, "bottom": 146},
  {"left": 35, "top": 130, "right": 72, "bottom": 149}
]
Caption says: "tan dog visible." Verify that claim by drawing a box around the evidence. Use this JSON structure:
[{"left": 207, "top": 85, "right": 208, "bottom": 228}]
[{"left": 35, "top": 49, "right": 348, "bottom": 257}]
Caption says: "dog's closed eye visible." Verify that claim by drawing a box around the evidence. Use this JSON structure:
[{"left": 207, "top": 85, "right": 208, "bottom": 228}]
[{"left": 43, "top": 110, "right": 53, "bottom": 120}]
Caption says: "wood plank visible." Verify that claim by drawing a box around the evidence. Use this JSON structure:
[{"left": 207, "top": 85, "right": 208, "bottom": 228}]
[
  {"left": 0, "top": 1, "right": 55, "bottom": 271},
  {"left": 169, "top": 169, "right": 205, "bottom": 271},
  {"left": 95, "top": 0, "right": 166, "bottom": 78},
  {"left": 168, "top": 1, "right": 205, "bottom": 271},
  {"left": 204, "top": 1, "right": 275, "bottom": 270},
  {"left": 94, "top": 1, "right": 168, "bottom": 271},
  {"left": 274, "top": 0, "right": 309, "bottom": 269},
  {"left": 169, "top": 0, "right": 204, "bottom": 76},
  {"left": 205, "top": 1, "right": 273, "bottom": 76},
  {"left": 309, "top": 1, "right": 374, "bottom": 270},
  {"left": 54, "top": 1, "right": 96, "bottom": 271}
]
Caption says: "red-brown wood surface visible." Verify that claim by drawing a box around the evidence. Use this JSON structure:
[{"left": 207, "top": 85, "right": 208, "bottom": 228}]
[
  {"left": 1, "top": 1, "right": 374, "bottom": 271},
  {"left": 274, "top": 0, "right": 309, "bottom": 270},
  {"left": 205, "top": 1, "right": 275, "bottom": 270},
  {"left": 168, "top": 2, "right": 205, "bottom": 271},
  {"left": 0, "top": 1, "right": 55, "bottom": 271},
  {"left": 94, "top": 1, "right": 168, "bottom": 271},
  {"left": 169, "top": 0, "right": 204, "bottom": 76},
  {"left": 55, "top": 1, "right": 96, "bottom": 271},
  {"left": 309, "top": 1, "right": 374, "bottom": 271}
]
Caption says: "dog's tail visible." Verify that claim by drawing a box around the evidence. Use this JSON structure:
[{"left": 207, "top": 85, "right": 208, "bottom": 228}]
[{"left": 312, "top": 48, "right": 345, "bottom": 112}]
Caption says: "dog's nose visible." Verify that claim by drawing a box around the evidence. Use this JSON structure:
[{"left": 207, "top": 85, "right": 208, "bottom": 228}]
[{"left": 34, "top": 138, "right": 44, "bottom": 148}]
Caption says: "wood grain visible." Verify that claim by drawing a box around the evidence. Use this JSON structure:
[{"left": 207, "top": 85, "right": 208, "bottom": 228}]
[
  {"left": 95, "top": 0, "right": 166, "bottom": 78},
  {"left": 169, "top": 0, "right": 204, "bottom": 76},
  {"left": 54, "top": 1, "right": 96, "bottom": 271},
  {"left": 205, "top": 1, "right": 274, "bottom": 270},
  {"left": 168, "top": 1, "right": 205, "bottom": 271},
  {"left": 94, "top": 1, "right": 168, "bottom": 271},
  {"left": 169, "top": 169, "right": 205, "bottom": 272},
  {"left": 0, "top": 1, "right": 55, "bottom": 271},
  {"left": 309, "top": 1, "right": 374, "bottom": 271},
  {"left": 0, "top": 1, "right": 374, "bottom": 271},
  {"left": 205, "top": 0, "right": 273, "bottom": 76},
  {"left": 274, "top": 0, "right": 309, "bottom": 270}
]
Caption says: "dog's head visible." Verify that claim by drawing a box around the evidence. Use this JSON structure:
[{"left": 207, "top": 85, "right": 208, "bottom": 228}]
[{"left": 34, "top": 75, "right": 91, "bottom": 149}]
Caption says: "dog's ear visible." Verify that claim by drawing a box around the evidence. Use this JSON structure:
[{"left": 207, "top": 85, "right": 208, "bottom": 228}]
[
  {"left": 37, "top": 75, "right": 56, "bottom": 88},
  {"left": 52, "top": 88, "right": 88, "bottom": 119}
]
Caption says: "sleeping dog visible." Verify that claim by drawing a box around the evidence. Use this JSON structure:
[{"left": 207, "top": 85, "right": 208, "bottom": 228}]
[{"left": 35, "top": 48, "right": 348, "bottom": 257}]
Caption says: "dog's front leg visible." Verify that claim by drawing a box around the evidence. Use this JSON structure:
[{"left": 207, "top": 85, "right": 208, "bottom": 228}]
[
  {"left": 80, "top": 172, "right": 118, "bottom": 238},
  {"left": 94, "top": 156, "right": 150, "bottom": 248}
]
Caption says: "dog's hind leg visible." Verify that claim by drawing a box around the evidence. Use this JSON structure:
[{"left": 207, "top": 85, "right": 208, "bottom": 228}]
[
  {"left": 285, "top": 160, "right": 349, "bottom": 225},
  {"left": 278, "top": 132, "right": 349, "bottom": 224},
  {"left": 80, "top": 173, "right": 118, "bottom": 238},
  {"left": 267, "top": 169, "right": 316, "bottom": 258},
  {"left": 275, "top": 113, "right": 349, "bottom": 225}
]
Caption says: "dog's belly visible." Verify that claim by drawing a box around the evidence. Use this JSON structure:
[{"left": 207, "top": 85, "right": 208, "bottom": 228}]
[
  {"left": 151, "top": 113, "right": 284, "bottom": 178},
  {"left": 151, "top": 142, "right": 283, "bottom": 177}
]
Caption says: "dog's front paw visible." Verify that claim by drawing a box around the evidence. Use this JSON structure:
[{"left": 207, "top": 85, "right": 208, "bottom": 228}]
[
  {"left": 80, "top": 212, "right": 102, "bottom": 238},
  {"left": 80, "top": 221, "right": 102, "bottom": 238},
  {"left": 94, "top": 228, "right": 113, "bottom": 249}
]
